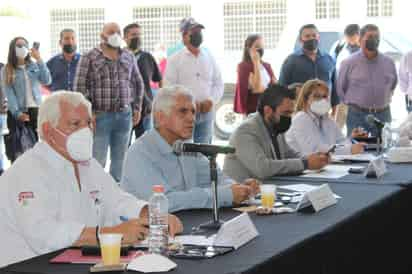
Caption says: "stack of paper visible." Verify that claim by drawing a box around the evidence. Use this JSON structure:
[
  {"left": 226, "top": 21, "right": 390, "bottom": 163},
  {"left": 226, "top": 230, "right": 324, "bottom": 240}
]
[
  {"left": 127, "top": 254, "right": 176, "bottom": 273},
  {"left": 301, "top": 165, "right": 362, "bottom": 179}
]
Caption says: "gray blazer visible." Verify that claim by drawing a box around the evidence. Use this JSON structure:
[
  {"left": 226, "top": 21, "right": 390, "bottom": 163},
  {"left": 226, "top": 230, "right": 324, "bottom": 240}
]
[{"left": 223, "top": 113, "right": 304, "bottom": 182}]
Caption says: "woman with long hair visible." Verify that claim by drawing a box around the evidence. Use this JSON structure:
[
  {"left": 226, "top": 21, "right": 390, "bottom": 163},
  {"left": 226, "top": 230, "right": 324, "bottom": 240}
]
[
  {"left": 286, "top": 79, "right": 364, "bottom": 155},
  {"left": 1, "top": 37, "right": 51, "bottom": 160},
  {"left": 234, "top": 34, "right": 276, "bottom": 115}
]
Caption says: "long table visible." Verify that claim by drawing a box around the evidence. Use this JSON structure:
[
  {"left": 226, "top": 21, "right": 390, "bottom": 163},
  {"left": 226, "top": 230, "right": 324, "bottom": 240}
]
[
  {"left": 3, "top": 182, "right": 412, "bottom": 274},
  {"left": 271, "top": 162, "right": 412, "bottom": 187}
]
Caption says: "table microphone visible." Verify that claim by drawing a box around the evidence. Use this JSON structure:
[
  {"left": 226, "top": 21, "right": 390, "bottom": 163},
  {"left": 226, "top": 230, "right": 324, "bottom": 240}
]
[
  {"left": 173, "top": 140, "right": 235, "bottom": 157},
  {"left": 366, "top": 114, "right": 385, "bottom": 129}
]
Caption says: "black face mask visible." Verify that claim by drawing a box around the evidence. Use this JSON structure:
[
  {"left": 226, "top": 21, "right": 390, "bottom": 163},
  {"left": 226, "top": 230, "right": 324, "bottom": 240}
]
[
  {"left": 63, "top": 44, "right": 76, "bottom": 54},
  {"left": 365, "top": 37, "right": 379, "bottom": 51},
  {"left": 190, "top": 32, "right": 203, "bottom": 48},
  {"left": 257, "top": 48, "right": 264, "bottom": 58},
  {"left": 303, "top": 39, "right": 318, "bottom": 51},
  {"left": 129, "top": 37, "right": 141, "bottom": 51},
  {"left": 272, "top": 115, "right": 291, "bottom": 134}
]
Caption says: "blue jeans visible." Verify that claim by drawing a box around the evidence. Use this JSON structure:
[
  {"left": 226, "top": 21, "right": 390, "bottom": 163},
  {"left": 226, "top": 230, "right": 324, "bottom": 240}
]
[
  {"left": 346, "top": 106, "right": 392, "bottom": 137},
  {"left": 193, "top": 112, "right": 213, "bottom": 144},
  {"left": 93, "top": 108, "right": 132, "bottom": 182}
]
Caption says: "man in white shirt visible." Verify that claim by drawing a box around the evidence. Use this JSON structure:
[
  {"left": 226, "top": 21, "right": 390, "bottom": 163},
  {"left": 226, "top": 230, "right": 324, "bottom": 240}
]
[
  {"left": 0, "top": 91, "right": 182, "bottom": 267},
  {"left": 399, "top": 50, "right": 412, "bottom": 112},
  {"left": 165, "top": 17, "right": 224, "bottom": 144}
]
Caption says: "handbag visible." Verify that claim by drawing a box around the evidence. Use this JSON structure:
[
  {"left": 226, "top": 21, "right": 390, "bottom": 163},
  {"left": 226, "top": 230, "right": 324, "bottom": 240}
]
[{"left": 4, "top": 118, "right": 37, "bottom": 162}]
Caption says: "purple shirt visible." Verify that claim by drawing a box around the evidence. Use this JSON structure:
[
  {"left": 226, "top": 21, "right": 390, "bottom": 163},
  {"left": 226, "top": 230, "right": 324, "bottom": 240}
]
[
  {"left": 73, "top": 46, "right": 143, "bottom": 113},
  {"left": 337, "top": 51, "right": 397, "bottom": 109}
]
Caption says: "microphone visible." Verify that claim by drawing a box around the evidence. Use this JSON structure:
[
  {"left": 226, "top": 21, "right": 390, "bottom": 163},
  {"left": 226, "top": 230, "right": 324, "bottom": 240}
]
[
  {"left": 366, "top": 114, "right": 385, "bottom": 129},
  {"left": 173, "top": 140, "right": 235, "bottom": 156}
]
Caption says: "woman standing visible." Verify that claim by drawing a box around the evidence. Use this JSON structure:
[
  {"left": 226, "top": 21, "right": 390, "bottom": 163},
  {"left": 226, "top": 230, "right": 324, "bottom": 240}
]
[
  {"left": 2, "top": 37, "right": 51, "bottom": 160},
  {"left": 234, "top": 34, "right": 276, "bottom": 115}
]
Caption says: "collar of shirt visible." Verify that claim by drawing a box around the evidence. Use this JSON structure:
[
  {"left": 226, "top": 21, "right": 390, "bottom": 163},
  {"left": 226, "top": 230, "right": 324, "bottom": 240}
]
[
  {"left": 306, "top": 110, "right": 326, "bottom": 128},
  {"left": 182, "top": 46, "right": 205, "bottom": 58},
  {"left": 147, "top": 129, "right": 175, "bottom": 155},
  {"left": 34, "top": 142, "right": 74, "bottom": 172},
  {"left": 295, "top": 47, "right": 325, "bottom": 58},
  {"left": 94, "top": 45, "right": 133, "bottom": 69},
  {"left": 58, "top": 53, "right": 80, "bottom": 62},
  {"left": 359, "top": 50, "right": 381, "bottom": 63}
]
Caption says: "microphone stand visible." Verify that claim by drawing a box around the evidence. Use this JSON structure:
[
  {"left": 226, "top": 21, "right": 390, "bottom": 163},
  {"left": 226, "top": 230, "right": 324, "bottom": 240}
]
[
  {"left": 377, "top": 127, "right": 383, "bottom": 155},
  {"left": 197, "top": 153, "right": 224, "bottom": 232}
]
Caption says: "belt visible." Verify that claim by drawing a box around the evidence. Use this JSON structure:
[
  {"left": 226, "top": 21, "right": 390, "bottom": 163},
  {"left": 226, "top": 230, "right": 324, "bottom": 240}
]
[{"left": 348, "top": 104, "right": 389, "bottom": 113}]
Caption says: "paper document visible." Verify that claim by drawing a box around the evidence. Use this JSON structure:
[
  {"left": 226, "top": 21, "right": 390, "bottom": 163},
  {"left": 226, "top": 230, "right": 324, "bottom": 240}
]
[
  {"left": 280, "top": 184, "right": 341, "bottom": 199},
  {"left": 174, "top": 235, "right": 215, "bottom": 246},
  {"left": 332, "top": 153, "right": 376, "bottom": 162},
  {"left": 301, "top": 164, "right": 362, "bottom": 179}
]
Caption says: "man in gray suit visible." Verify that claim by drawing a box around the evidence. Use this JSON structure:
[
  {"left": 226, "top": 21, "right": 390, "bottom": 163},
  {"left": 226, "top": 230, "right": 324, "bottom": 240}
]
[{"left": 223, "top": 84, "right": 329, "bottom": 181}]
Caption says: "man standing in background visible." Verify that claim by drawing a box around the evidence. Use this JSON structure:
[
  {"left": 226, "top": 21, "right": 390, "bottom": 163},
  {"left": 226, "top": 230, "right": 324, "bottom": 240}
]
[
  {"left": 47, "top": 29, "right": 80, "bottom": 92},
  {"left": 165, "top": 17, "right": 223, "bottom": 144},
  {"left": 337, "top": 24, "right": 397, "bottom": 137},
  {"left": 74, "top": 22, "right": 144, "bottom": 182},
  {"left": 279, "top": 24, "right": 339, "bottom": 114},
  {"left": 123, "top": 23, "right": 163, "bottom": 141},
  {"left": 333, "top": 24, "right": 361, "bottom": 129}
]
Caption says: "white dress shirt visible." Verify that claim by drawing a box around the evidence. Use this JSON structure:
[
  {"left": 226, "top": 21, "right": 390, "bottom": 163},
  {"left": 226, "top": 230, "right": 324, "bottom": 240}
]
[
  {"left": 286, "top": 111, "right": 352, "bottom": 156},
  {"left": 164, "top": 47, "right": 224, "bottom": 105},
  {"left": 399, "top": 50, "right": 412, "bottom": 99},
  {"left": 0, "top": 142, "right": 147, "bottom": 267},
  {"left": 259, "top": 63, "right": 271, "bottom": 89}
]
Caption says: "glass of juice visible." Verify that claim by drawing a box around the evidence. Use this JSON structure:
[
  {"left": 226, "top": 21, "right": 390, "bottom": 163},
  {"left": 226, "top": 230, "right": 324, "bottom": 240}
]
[
  {"left": 260, "top": 184, "right": 276, "bottom": 209},
  {"left": 99, "top": 233, "right": 123, "bottom": 265}
]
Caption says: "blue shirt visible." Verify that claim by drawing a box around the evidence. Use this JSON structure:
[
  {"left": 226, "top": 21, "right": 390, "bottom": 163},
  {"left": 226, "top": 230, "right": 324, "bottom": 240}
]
[
  {"left": 46, "top": 53, "right": 80, "bottom": 91},
  {"left": 1, "top": 62, "right": 51, "bottom": 118},
  {"left": 279, "top": 48, "right": 339, "bottom": 106},
  {"left": 121, "top": 129, "right": 234, "bottom": 213}
]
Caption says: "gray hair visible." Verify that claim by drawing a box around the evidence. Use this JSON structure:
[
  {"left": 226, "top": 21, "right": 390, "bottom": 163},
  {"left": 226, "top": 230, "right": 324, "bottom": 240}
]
[
  {"left": 38, "top": 91, "right": 92, "bottom": 139},
  {"left": 152, "top": 85, "right": 194, "bottom": 128}
]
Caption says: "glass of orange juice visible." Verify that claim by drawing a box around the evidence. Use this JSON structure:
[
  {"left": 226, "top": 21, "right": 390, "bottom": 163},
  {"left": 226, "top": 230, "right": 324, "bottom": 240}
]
[
  {"left": 260, "top": 184, "right": 276, "bottom": 209},
  {"left": 99, "top": 233, "right": 123, "bottom": 265}
]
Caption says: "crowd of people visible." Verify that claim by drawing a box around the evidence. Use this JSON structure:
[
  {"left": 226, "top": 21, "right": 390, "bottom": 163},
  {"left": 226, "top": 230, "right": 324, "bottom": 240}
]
[{"left": 0, "top": 17, "right": 410, "bottom": 267}]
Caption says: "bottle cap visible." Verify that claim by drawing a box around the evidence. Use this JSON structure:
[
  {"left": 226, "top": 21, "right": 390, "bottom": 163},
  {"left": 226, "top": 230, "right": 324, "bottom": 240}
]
[{"left": 152, "top": 185, "right": 165, "bottom": 193}]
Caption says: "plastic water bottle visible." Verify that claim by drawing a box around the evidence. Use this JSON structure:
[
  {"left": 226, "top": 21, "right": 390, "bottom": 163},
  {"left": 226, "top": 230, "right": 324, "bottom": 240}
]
[
  {"left": 148, "top": 185, "right": 169, "bottom": 254},
  {"left": 382, "top": 123, "right": 393, "bottom": 151}
]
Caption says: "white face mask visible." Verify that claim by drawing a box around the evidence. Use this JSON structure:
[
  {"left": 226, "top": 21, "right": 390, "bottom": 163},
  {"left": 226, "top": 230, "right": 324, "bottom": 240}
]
[
  {"left": 55, "top": 127, "right": 93, "bottom": 162},
  {"left": 107, "top": 33, "right": 123, "bottom": 48},
  {"left": 15, "top": 46, "right": 29, "bottom": 59},
  {"left": 310, "top": 98, "right": 331, "bottom": 116}
]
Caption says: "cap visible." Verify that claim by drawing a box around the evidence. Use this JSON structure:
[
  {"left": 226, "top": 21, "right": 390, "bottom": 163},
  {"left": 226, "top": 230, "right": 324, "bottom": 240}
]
[
  {"left": 152, "top": 185, "right": 165, "bottom": 193},
  {"left": 179, "top": 17, "right": 204, "bottom": 33}
]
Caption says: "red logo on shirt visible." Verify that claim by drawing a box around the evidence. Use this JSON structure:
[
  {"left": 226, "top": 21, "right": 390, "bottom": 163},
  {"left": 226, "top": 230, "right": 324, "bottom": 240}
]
[{"left": 18, "top": 192, "right": 34, "bottom": 202}]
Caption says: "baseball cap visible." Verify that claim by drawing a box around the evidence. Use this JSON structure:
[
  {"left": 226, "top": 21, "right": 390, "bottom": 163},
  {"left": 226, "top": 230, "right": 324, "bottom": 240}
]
[{"left": 179, "top": 17, "right": 204, "bottom": 33}]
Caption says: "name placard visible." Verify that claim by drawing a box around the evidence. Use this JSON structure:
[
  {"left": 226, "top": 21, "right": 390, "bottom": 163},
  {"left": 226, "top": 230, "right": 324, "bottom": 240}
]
[
  {"left": 296, "top": 184, "right": 337, "bottom": 212},
  {"left": 214, "top": 213, "right": 259, "bottom": 249}
]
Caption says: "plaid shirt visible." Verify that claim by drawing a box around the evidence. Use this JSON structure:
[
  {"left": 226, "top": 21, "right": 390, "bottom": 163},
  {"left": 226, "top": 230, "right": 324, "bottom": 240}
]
[{"left": 73, "top": 46, "right": 143, "bottom": 113}]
